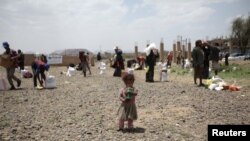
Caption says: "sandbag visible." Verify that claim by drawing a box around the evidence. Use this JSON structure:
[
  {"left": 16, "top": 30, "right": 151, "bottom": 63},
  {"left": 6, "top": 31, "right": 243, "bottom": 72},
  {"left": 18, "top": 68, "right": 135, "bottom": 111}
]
[
  {"left": 209, "top": 83, "right": 219, "bottom": 90},
  {"left": 45, "top": 75, "right": 56, "bottom": 89},
  {"left": 127, "top": 68, "right": 134, "bottom": 74},
  {"left": 66, "top": 67, "right": 76, "bottom": 77},
  {"left": 160, "top": 71, "right": 167, "bottom": 82},
  {"left": 0, "top": 76, "right": 7, "bottom": 91},
  {"left": 99, "top": 62, "right": 106, "bottom": 74}
]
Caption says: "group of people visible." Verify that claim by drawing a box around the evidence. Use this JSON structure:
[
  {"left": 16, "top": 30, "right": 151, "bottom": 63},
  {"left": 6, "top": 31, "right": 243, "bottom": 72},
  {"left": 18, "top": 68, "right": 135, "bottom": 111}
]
[
  {"left": 192, "top": 40, "right": 221, "bottom": 86},
  {"left": 117, "top": 41, "right": 222, "bottom": 131},
  {"left": 1, "top": 42, "right": 50, "bottom": 90},
  {"left": 1, "top": 41, "right": 225, "bottom": 132},
  {"left": 110, "top": 45, "right": 160, "bottom": 83},
  {"left": 110, "top": 44, "right": 173, "bottom": 83}
]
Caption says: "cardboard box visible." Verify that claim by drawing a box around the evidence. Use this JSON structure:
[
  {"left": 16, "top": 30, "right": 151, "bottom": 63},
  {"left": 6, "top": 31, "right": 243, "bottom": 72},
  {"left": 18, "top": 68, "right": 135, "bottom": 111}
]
[{"left": 0, "top": 54, "right": 15, "bottom": 68}]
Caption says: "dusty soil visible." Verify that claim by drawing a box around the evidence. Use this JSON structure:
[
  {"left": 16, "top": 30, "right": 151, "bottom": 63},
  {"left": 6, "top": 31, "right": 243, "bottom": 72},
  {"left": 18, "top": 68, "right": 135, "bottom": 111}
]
[{"left": 0, "top": 62, "right": 249, "bottom": 141}]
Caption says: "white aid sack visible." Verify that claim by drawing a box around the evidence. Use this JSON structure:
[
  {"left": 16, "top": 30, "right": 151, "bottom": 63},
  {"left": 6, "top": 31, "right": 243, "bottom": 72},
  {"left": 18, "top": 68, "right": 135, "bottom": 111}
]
[
  {"left": 144, "top": 43, "right": 157, "bottom": 56},
  {"left": 184, "top": 59, "right": 191, "bottom": 69},
  {"left": 45, "top": 75, "right": 56, "bottom": 88},
  {"left": 99, "top": 62, "right": 106, "bottom": 74},
  {"left": 160, "top": 71, "right": 168, "bottom": 82},
  {"left": 0, "top": 76, "right": 7, "bottom": 91},
  {"left": 127, "top": 68, "right": 134, "bottom": 74},
  {"left": 209, "top": 83, "right": 219, "bottom": 90},
  {"left": 211, "top": 76, "right": 223, "bottom": 83},
  {"left": 21, "top": 69, "right": 28, "bottom": 78},
  {"left": 215, "top": 86, "right": 224, "bottom": 91},
  {"left": 66, "top": 67, "right": 76, "bottom": 77}
]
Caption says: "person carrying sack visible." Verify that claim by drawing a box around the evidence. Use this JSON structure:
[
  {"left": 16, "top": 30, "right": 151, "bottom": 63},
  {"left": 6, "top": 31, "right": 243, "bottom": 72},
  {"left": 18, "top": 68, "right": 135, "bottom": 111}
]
[
  {"left": 31, "top": 58, "right": 50, "bottom": 88},
  {"left": 2, "top": 42, "right": 21, "bottom": 90}
]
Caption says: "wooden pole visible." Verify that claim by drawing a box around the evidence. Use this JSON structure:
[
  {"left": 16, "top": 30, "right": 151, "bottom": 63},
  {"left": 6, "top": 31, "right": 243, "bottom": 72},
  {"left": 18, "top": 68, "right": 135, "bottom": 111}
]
[
  {"left": 182, "top": 45, "right": 185, "bottom": 58},
  {"left": 188, "top": 42, "right": 191, "bottom": 60},
  {"left": 135, "top": 45, "right": 138, "bottom": 59},
  {"left": 160, "top": 40, "right": 164, "bottom": 61},
  {"left": 177, "top": 41, "right": 181, "bottom": 52},
  {"left": 173, "top": 43, "right": 177, "bottom": 63}
]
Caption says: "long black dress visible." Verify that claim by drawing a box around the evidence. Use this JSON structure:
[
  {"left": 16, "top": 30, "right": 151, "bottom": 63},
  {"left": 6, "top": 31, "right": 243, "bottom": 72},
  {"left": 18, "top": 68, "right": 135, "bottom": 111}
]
[
  {"left": 113, "top": 51, "right": 124, "bottom": 77},
  {"left": 202, "top": 46, "right": 210, "bottom": 79},
  {"left": 145, "top": 50, "right": 158, "bottom": 82}
]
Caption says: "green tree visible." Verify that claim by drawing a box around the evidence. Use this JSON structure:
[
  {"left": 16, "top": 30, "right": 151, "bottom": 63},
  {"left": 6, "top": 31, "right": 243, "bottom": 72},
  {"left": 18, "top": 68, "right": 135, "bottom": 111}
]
[{"left": 231, "top": 15, "right": 250, "bottom": 54}]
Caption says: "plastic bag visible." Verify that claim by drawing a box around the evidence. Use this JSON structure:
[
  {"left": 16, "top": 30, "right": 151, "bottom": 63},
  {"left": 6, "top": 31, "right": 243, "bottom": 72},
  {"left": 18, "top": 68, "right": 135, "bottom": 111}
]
[
  {"left": 209, "top": 83, "right": 219, "bottom": 90},
  {"left": 127, "top": 68, "right": 134, "bottom": 74},
  {"left": 45, "top": 75, "right": 56, "bottom": 89},
  {"left": 99, "top": 62, "right": 106, "bottom": 74},
  {"left": 66, "top": 67, "right": 75, "bottom": 77},
  {"left": 0, "top": 74, "right": 7, "bottom": 90}
]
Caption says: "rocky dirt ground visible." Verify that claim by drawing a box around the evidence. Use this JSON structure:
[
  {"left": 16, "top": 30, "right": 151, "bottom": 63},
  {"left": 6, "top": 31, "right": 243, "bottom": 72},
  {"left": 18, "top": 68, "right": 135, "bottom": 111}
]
[{"left": 0, "top": 62, "right": 249, "bottom": 141}]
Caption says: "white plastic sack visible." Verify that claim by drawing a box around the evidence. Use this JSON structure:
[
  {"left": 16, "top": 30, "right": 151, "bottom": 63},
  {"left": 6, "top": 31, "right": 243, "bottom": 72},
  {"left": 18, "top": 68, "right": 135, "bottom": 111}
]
[
  {"left": 209, "top": 83, "right": 219, "bottom": 90},
  {"left": 211, "top": 76, "right": 224, "bottom": 83},
  {"left": 184, "top": 59, "right": 191, "bottom": 69},
  {"left": 21, "top": 69, "right": 28, "bottom": 78},
  {"left": 215, "top": 86, "right": 224, "bottom": 91},
  {"left": 99, "top": 62, "right": 106, "bottom": 69},
  {"left": 45, "top": 75, "right": 56, "bottom": 88},
  {"left": 66, "top": 67, "right": 75, "bottom": 77},
  {"left": 127, "top": 68, "right": 134, "bottom": 74},
  {"left": 0, "top": 77, "right": 7, "bottom": 91},
  {"left": 144, "top": 43, "right": 157, "bottom": 56},
  {"left": 99, "top": 62, "right": 106, "bottom": 74},
  {"left": 148, "top": 43, "right": 157, "bottom": 50},
  {"left": 158, "top": 62, "right": 167, "bottom": 71},
  {"left": 160, "top": 71, "right": 167, "bottom": 82},
  {"left": 218, "top": 81, "right": 226, "bottom": 87},
  {"left": 134, "top": 63, "right": 140, "bottom": 69}
]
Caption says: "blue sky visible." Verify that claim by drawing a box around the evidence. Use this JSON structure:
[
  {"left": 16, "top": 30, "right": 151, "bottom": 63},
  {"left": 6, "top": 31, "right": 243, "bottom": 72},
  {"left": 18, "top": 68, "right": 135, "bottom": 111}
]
[{"left": 0, "top": 0, "right": 249, "bottom": 54}]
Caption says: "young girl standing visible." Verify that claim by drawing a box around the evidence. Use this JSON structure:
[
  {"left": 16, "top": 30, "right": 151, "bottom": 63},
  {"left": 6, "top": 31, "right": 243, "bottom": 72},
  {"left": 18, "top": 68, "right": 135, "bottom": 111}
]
[{"left": 117, "top": 73, "right": 138, "bottom": 131}]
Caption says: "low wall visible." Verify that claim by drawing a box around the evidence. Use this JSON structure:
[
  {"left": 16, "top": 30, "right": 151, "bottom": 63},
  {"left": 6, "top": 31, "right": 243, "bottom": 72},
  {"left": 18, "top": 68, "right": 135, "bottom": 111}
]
[
  {"left": 1, "top": 54, "right": 100, "bottom": 67},
  {"left": 24, "top": 54, "right": 81, "bottom": 66},
  {"left": 24, "top": 54, "right": 80, "bottom": 66}
]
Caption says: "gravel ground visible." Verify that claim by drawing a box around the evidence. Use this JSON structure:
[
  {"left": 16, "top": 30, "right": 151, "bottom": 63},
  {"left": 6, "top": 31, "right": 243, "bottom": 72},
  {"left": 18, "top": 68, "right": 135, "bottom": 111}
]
[{"left": 0, "top": 64, "right": 249, "bottom": 141}]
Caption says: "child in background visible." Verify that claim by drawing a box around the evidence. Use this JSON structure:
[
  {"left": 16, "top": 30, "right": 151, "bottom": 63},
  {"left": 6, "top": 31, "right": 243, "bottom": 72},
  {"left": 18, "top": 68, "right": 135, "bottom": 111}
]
[
  {"left": 159, "top": 59, "right": 168, "bottom": 82},
  {"left": 117, "top": 73, "right": 138, "bottom": 132}
]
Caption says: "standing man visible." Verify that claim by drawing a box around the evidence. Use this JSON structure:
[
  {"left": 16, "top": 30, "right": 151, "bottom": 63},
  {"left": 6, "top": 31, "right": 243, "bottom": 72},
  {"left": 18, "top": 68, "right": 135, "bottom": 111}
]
[
  {"left": 192, "top": 40, "right": 204, "bottom": 86},
  {"left": 209, "top": 43, "right": 220, "bottom": 76},
  {"left": 79, "top": 51, "right": 87, "bottom": 77},
  {"left": 17, "top": 49, "right": 25, "bottom": 71},
  {"left": 2, "top": 42, "right": 21, "bottom": 90},
  {"left": 86, "top": 52, "right": 92, "bottom": 75}
]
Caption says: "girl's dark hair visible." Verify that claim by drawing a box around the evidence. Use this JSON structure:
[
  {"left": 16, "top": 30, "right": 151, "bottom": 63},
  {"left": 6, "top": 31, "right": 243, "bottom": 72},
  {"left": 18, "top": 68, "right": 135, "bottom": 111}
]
[{"left": 122, "top": 73, "right": 135, "bottom": 83}]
